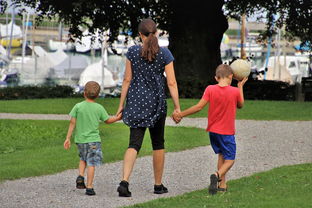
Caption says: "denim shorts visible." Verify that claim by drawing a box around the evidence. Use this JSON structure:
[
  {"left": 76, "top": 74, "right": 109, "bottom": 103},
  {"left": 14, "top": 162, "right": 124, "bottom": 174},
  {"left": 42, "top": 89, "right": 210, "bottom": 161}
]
[
  {"left": 77, "top": 142, "right": 103, "bottom": 166},
  {"left": 209, "top": 132, "right": 236, "bottom": 160}
]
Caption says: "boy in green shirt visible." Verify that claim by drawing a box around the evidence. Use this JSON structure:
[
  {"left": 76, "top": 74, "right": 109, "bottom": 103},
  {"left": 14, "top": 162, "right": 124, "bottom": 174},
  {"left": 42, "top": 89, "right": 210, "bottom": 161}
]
[{"left": 64, "top": 81, "right": 122, "bottom": 196}]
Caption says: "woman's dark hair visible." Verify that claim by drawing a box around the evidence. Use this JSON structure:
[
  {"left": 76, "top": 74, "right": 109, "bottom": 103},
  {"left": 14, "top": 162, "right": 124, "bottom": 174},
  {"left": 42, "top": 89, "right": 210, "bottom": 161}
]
[{"left": 138, "top": 18, "right": 159, "bottom": 62}]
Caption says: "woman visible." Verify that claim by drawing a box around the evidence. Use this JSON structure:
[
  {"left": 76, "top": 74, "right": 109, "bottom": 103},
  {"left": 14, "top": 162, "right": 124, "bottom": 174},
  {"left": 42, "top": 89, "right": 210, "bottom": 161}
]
[{"left": 116, "top": 18, "right": 180, "bottom": 197}]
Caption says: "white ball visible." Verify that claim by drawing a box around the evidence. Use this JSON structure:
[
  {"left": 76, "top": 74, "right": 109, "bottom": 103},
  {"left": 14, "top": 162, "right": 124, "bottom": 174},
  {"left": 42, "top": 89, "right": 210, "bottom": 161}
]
[{"left": 230, "top": 59, "right": 251, "bottom": 81}]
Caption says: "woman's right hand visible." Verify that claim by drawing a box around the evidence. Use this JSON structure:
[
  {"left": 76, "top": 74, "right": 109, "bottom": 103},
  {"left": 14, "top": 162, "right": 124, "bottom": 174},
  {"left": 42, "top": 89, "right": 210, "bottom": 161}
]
[
  {"left": 172, "top": 108, "right": 182, "bottom": 123},
  {"left": 116, "top": 106, "right": 124, "bottom": 116},
  {"left": 172, "top": 110, "right": 182, "bottom": 124}
]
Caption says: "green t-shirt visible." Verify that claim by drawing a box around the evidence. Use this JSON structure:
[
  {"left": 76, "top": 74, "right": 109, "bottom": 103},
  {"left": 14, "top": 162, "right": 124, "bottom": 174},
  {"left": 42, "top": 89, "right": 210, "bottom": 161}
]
[{"left": 69, "top": 101, "right": 109, "bottom": 144}]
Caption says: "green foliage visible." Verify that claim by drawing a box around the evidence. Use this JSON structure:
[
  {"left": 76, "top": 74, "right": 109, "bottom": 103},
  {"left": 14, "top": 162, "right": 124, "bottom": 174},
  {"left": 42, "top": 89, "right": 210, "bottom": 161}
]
[
  {"left": 175, "top": 77, "right": 296, "bottom": 100},
  {"left": 0, "top": 85, "right": 74, "bottom": 100},
  {"left": 0, "top": 120, "right": 208, "bottom": 181},
  {"left": 175, "top": 77, "right": 215, "bottom": 99},
  {"left": 225, "top": 0, "right": 312, "bottom": 47},
  {"left": 3, "top": 1, "right": 310, "bottom": 46},
  {"left": 126, "top": 163, "right": 312, "bottom": 208},
  {"left": 234, "top": 79, "right": 296, "bottom": 101}
]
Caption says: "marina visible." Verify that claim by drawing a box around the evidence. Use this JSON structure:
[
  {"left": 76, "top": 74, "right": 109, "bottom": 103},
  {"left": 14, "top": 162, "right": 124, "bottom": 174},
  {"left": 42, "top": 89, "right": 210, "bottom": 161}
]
[{"left": 0, "top": 14, "right": 311, "bottom": 94}]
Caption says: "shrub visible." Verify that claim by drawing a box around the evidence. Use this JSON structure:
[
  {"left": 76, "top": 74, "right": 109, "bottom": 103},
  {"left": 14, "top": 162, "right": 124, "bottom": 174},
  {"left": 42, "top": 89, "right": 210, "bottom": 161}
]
[
  {"left": 0, "top": 85, "right": 74, "bottom": 100},
  {"left": 170, "top": 77, "right": 296, "bottom": 101}
]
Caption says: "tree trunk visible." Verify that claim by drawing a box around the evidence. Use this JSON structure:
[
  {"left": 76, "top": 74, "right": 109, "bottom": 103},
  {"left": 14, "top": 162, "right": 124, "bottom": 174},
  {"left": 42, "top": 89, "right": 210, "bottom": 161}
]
[{"left": 168, "top": 0, "right": 228, "bottom": 84}]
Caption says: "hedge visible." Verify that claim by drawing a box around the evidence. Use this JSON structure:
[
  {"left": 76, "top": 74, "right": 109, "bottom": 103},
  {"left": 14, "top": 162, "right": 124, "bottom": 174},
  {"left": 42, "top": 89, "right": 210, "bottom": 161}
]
[
  {"left": 174, "top": 77, "right": 296, "bottom": 101},
  {"left": 0, "top": 85, "right": 74, "bottom": 100},
  {"left": 0, "top": 79, "right": 304, "bottom": 101}
]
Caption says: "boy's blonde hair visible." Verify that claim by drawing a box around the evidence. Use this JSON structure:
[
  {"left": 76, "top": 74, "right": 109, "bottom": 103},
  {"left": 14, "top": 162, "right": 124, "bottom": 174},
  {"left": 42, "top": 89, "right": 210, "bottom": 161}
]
[
  {"left": 84, "top": 81, "right": 100, "bottom": 99},
  {"left": 215, "top": 64, "right": 233, "bottom": 79}
]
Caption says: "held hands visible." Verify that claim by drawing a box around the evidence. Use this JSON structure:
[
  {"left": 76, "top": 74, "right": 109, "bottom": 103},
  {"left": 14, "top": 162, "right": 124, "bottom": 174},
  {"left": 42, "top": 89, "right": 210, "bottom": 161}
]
[
  {"left": 172, "top": 109, "right": 182, "bottom": 124},
  {"left": 116, "top": 106, "right": 124, "bottom": 116},
  {"left": 238, "top": 77, "right": 248, "bottom": 88},
  {"left": 115, "top": 106, "right": 124, "bottom": 121},
  {"left": 115, "top": 111, "right": 123, "bottom": 121},
  {"left": 64, "top": 139, "right": 71, "bottom": 150}
]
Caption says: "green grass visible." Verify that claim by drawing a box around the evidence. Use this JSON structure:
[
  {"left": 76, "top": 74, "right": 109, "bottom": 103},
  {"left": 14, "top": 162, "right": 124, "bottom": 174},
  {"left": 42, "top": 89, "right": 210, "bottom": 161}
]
[
  {"left": 126, "top": 163, "right": 312, "bottom": 208},
  {"left": 0, "top": 119, "right": 208, "bottom": 182},
  {"left": 0, "top": 98, "right": 312, "bottom": 120}
]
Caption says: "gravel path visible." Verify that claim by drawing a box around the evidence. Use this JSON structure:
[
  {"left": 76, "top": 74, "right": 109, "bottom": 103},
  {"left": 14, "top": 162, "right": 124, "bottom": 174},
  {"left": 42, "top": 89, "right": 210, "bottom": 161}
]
[{"left": 0, "top": 113, "right": 312, "bottom": 208}]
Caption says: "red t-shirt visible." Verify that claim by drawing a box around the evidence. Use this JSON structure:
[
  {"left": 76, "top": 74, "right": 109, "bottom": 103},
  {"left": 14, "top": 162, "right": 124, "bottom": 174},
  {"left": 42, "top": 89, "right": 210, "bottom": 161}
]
[{"left": 202, "top": 85, "right": 242, "bottom": 135}]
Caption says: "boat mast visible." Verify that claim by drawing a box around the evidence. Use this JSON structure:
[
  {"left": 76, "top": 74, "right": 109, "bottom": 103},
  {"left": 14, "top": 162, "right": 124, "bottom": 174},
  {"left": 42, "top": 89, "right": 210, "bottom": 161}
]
[
  {"left": 22, "top": 12, "right": 30, "bottom": 74},
  {"left": 101, "top": 30, "right": 109, "bottom": 94},
  {"left": 240, "top": 13, "right": 247, "bottom": 59},
  {"left": 7, "top": 6, "right": 15, "bottom": 59}
]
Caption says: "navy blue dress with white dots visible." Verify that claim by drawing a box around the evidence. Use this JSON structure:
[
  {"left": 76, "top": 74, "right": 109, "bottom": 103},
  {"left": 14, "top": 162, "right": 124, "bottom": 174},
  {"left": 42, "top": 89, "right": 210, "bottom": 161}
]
[{"left": 123, "top": 45, "right": 174, "bottom": 128}]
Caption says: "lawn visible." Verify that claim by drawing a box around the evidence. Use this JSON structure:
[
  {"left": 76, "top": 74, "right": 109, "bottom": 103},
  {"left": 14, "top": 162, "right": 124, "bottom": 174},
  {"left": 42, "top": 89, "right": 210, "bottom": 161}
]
[
  {"left": 0, "top": 98, "right": 311, "bottom": 120},
  {"left": 125, "top": 163, "right": 312, "bottom": 208},
  {"left": 0, "top": 119, "right": 208, "bottom": 182}
]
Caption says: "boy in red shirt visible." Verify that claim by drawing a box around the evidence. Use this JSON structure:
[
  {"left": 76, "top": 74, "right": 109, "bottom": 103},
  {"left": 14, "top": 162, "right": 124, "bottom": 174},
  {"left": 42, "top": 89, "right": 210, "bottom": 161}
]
[{"left": 173, "top": 64, "right": 248, "bottom": 195}]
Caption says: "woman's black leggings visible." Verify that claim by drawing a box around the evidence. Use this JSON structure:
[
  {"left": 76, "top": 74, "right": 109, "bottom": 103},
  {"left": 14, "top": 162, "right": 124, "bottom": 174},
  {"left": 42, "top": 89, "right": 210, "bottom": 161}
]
[{"left": 128, "top": 115, "right": 166, "bottom": 152}]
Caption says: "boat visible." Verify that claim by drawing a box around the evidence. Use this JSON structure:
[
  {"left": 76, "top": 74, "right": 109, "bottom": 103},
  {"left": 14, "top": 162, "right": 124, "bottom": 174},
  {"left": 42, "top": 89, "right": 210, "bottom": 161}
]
[
  {"left": 258, "top": 55, "right": 310, "bottom": 84},
  {"left": 294, "top": 42, "right": 312, "bottom": 56},
  {"left": 0, "top": 39, "right": 22, "bottom": 48},
  {"left": 78, "top": 46, "right": 119, "bottom": 95},
  {"left": 0, "top": 45, "right": 19, "bottom": 87},
  {"left": 49, "top": 53, "right": 89, "bottom": 83},
  {"left": 158, "top": 36, "right": 169, "bottom": 47},
  {"left": 231, "top": 41, "right": 263, "bottom": 58},
  {"left": 8, "top": 46, "right": 69, "bottom": 85},
  {"left": 48, "top": 39, "right": 75, "bottom": 52},
  {"left": 0, "top": 45, "right": 10, "bottom": 63},
  {"left": 107, "top": 35, "right": 169, "bottom": 56},
  {"left": 107, "top": 34, "right": 135, "bottom": 55},
  {"left": 0, "top": 68, "right": 19, "bottom": 87},
  {"left": 0, "top": 21, "right": 23, "bottom": 48},
  {"left": 75, "top": 29, "right": 101, "bottom": 53},
  {"left": 220, "top": 34, "right": 233, "bottom": 58},
  {"left": 78, "top": 60, "right": 117, "bottom": 89}
]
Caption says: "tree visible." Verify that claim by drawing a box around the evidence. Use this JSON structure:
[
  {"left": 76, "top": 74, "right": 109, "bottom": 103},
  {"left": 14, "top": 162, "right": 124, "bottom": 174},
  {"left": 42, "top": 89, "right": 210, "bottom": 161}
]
[
  {"left": 225, "top": 0, "right": 312, "bottom": 46},
  {"left": 2, "top": 0, "right": 311, "bottom": 84}
]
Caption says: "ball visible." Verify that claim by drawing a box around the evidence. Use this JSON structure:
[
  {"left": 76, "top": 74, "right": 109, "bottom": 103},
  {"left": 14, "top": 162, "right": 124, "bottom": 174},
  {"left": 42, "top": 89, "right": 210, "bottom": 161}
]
[{"left": 230, "top": 59, "right": 251, "bottom": 81}]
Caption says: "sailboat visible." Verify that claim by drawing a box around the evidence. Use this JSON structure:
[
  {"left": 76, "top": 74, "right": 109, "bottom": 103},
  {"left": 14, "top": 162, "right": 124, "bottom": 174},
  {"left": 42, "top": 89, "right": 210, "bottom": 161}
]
[
  {"left": 8, "top": 46, "right": 69, "bottom": 85},
  {"left": 75, "top": 29, "right": 102, "bottom": 53},
  {"left": 48, "top": 39, "right": 75, "bottom": 52},
  {"left": 107, "top": 34, "right": 135, "bottom": 55},
  {"left": 258, "top": 55, "right": 310, "bottom": 84},
  {"left": 0, "top": 44, "right": 18, "bottom": 87},
  {"left": 0, "top": 21, "right": 22, "bottom": 48},
  {"left": 78, "top": 47, "right": 119, "bottom": 95}
]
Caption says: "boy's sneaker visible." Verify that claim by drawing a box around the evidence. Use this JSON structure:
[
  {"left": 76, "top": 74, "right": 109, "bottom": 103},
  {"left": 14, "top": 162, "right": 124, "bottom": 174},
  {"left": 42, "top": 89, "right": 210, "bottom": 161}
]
[
  {"left": 76, "top": 176, "right": 86, "bottom": 189},
  {"left": 217, "top": 187, "right": 227, "bottom": 192},
  {"left": 208, "top": 173, "right": 219, "bottom": 195},
  {"left": 117, "top": 180, "right": 132, "bottom": 197},
  {"left": 154, "top": 184, "right": 168, "bottom": 194},
  {"left": 85, "top": 188, "right": 96, "bottom": 196}
]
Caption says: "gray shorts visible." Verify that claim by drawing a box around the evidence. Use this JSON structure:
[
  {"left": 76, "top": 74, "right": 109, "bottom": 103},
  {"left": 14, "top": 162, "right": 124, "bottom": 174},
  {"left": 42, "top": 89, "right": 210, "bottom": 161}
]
[{"left": 77, "top": 142, "right": 103, "bottom": 166}]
